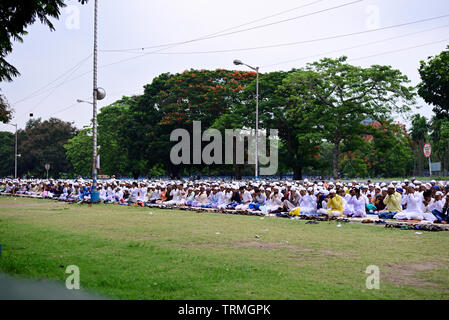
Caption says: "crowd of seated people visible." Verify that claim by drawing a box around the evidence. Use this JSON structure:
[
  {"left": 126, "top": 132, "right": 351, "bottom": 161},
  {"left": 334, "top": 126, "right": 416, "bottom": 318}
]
[{"left": 1, "top": 177, "right": 449, "bottom": 224}]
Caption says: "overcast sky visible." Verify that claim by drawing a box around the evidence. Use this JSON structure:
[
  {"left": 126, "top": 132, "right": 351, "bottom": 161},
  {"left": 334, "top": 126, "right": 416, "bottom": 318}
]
[{"left": 1, "top": 0, "right": 448, "bottom": 133}]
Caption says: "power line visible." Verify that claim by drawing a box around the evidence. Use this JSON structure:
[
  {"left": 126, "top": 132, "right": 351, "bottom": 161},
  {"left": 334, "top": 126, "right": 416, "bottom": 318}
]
[
  {"left": 101, "top": 0, "right": 363, "bottom": 53},
  {"left": 262, "top": 23, "right": 449, "bottom": 68},
  {"left": 145, "top": 14, "right": 449, "bottom": 55},
  {"left": 103, "top": 0, "right": 325, "bottom": 53},
  {"left": 349, "top": 38, "right": 449, "bottom": 62},
  {"left": 12, "top": 54, "right": 92, "bottom": 105},
  {"left": 13, "top": 55, "right": 92, "bottom": 121}
]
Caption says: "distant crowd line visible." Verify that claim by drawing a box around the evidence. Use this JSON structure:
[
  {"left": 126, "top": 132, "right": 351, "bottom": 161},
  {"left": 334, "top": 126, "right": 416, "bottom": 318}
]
[{"left": 1, "top": 177, "right": 449, "bottom": 224}]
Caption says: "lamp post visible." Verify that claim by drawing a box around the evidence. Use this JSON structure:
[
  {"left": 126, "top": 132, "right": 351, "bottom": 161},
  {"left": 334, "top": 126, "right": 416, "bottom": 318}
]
[
  {"left": 90, "top": 0, "right": 106, "bottom": 202},
  {"left": 233, "top": 59, "right": 259, "bottom": 180},
  {"left": 7, "top": 123, "right": 18, "bottom": 179}
]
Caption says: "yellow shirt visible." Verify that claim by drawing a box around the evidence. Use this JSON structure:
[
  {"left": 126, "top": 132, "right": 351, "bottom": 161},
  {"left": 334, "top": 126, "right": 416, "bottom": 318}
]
[
  {"left": 327, "top": 195, "right": 344, "bottom": 214},
  {"left": 383, "top": 192, "right": 402, "bottom": 212}
]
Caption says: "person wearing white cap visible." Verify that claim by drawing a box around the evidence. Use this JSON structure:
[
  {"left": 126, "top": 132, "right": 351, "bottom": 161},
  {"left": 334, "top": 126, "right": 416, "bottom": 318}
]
[
  {"left": 291, "top": 187, "right": 317, "bottom": 216},
  {"left": 378, "top": 185, "right": 402, "bottom": 219},
  {"left": 431, "top": 195, "right": 449, "bottom": 224},
  {"left": 348, "top": 188, "right": 368, "bottom": 218},
  {"left": 283, "top": 186, "right": 301, "bottom": 211},
  {"left": 317, "top": 189, "right": 343, "bottom": 217},
  {"left": 393, "top": 186, "right": 424, "bottom": 221}
]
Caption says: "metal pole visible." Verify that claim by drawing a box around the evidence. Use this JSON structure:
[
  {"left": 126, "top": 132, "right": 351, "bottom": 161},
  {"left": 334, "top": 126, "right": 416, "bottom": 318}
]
[
  {"left": 429, "top": 157, "right": 432, "bottom": 177},
  {"left": 255, "top": 67, "right": 259, "bottom": 180},
  {"left": 14, "top": 124, "right": 17, "bottom": 179},
  {"left": 91, "top": 0, "right": 99, "bottom": 203}
]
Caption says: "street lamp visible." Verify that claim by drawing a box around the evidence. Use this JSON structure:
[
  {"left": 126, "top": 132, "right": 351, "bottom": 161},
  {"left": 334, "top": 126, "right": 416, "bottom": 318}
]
[
  {"left": 77, "top": 99, "right": 93, "bottom": 105},
  {"left": 7, "top": 123, "right": 18, "bottom": 179},
  {"left": 233, "top": 59, "right": 259, "bottom": 180}
]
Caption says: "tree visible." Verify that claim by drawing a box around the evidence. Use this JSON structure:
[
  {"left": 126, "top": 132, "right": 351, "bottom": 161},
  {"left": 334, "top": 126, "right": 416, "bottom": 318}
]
[
  {"left": 0, "top": 0, "right": 88, "bottom": 82},
  {"left": 283, "top": 57, "right": 415, "bottom": 179},
  {"left": 97, "top": 97, "right": 133, "bottom": 176},
  {"left": 418, "top": 46, "right": 449, "bottom": 119},
  {"left": 410, "top": 114, "right": 429, "bottom": 176},
  {"left": 0, "top": 90, "right": 12, "bottom": 123},
  {"left": 64, "top": 127, "right": 92, "bottom": 177},
  {"left": 0, "top": 131, "right": 14, "bottom": 177},
  {"left": 128, "top": 69, "right": 256, "bottom": 178},
  {"left": 241, "top": 70, "right": 321, "bottom": 180},
  {"left": 429, "top": 116, "right": 449, "bottom": 174},
  {"left": 17, "top": 117, "right": 77, "bottom": 177}
]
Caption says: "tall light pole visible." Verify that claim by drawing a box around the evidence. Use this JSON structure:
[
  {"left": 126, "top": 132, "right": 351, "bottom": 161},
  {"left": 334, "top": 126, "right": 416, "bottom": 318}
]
[
  {"left": 90, "top": 0, "right": 105, "bottom": 202},
  {"left": 7, "top": 123, "right": 18, "bottom": 179},
  {"left": 233, "top": 59, "right": 259, "bottom": 180}
]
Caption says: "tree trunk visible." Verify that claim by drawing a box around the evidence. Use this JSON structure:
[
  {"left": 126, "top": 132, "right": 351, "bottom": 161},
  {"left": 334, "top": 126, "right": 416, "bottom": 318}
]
[
  {"left": 332, "top": 143, "right": 340, "bottom": 180},
  {"left": 234, "top": 164, "right": 242, "bottom": 180},
  {"left": 293, "top": 166, "right": 302, "bottom": 181}
]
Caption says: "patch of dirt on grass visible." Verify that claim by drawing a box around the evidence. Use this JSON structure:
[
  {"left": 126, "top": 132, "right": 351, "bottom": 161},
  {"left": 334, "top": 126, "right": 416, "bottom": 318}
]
[{"left": 383, "top": 261, "right": 448, "bottom": 290}]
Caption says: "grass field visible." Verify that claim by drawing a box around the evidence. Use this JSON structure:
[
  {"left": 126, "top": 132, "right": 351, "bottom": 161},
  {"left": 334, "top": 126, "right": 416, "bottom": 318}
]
[{"left": 0, "top": 197, "right": 448, "bottom": 300}]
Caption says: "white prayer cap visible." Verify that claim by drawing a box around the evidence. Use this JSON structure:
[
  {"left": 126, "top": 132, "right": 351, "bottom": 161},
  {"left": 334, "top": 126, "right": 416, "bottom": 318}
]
[
  {"left": 266, "top": 188, "right": 272, "bottom": 192},
  {"left": 329, "top": 189, "right": 336, "bottom": 194},
  {"left": 307, "top": 187, "right": 313, "bottom": 192},
  {"left": 381, "top": 188, "right": 387, "bottom": 191},
  {"left": 436, "top": 191, "right": 443, "bottom": 196},
  {"left": 431, "top": 180, "right": 436, "bottom": 184},
  {"left": 404, "top": 179, "right": 409, "bottom": 182},
  {"left": 380, "top": 183, "right": 387, "bottom": 187},
  {"left": 291, "top": 186, "right": 296, "bottom": 191},
  {"left": 260, "top": 187, "right": 265, "bottom": 191},
  {"left": 323, "top": 190, "right": 330, "bottom": 196},
  {"left": 387, "top": 184, "right": 395, "bottom": 189},
  {"left": 415, "top": 180, "right": 422, "bottom": 185},
  {"left": 318, "top": 182, "right": 323, "bottom": 186}
]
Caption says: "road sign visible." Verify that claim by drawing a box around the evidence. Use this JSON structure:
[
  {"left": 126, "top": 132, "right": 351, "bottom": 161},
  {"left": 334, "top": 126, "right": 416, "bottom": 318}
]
[
  {"left": 431, "top": 162, "right": 441, "bottom": 172},
  {"left": 423, "top": 143, "right": 432, "bottom": 158}
]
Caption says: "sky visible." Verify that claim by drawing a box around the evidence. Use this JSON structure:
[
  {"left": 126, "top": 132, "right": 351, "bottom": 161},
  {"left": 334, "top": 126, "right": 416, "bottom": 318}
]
[{"left": 1, "top": 0, "right": 449, "bottom": 133}]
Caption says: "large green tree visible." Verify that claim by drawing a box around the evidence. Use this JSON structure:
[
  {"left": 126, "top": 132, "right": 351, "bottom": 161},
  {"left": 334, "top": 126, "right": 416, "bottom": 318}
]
[
  {"left": 128, "top": 69, "right": 256, "bottom": 178},
  {"left": 0, "top": 131, "right": 14, "bottom": 177},
  {"left": 64, "top": 127, "right": 91, "bottom": 177},
  {"left": 429, "top": 116, "right": 449, "bottom": 174},
  {"left": 236, "top": 70, "right": 321, "bottom": 180},
  {"left": 282, "top": 57, "right": 415, "bottom": 179},
  {"left": 17, "top": 117, "right": 77, "bottom": 177},
  {"left": 418, "top": 46, "right": 449, "bottom": 119},
  {"left": 410, "top": 114, "right": 429, "bottom": 176}
]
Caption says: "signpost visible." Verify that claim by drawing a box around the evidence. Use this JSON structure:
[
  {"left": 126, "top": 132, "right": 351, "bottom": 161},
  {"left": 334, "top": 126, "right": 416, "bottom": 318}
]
[
  {"left": 45, "top": 163, "right": 50, "bottom": 179},
  {"left": 423, "top": 142, "right": 432, "bottom": 177}
]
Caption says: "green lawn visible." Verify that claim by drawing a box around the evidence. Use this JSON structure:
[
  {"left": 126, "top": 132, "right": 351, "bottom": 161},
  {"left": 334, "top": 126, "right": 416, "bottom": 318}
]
[{"left": 0, "top": 197, "right": 448, "bottom": 300}]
